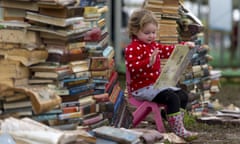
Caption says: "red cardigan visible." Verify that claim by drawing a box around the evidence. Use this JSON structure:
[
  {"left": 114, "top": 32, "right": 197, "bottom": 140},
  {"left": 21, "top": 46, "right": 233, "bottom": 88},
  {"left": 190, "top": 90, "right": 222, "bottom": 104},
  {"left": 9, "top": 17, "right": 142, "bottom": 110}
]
[{"left": 124, "top": 38, "right": 175, "bottom": 92}]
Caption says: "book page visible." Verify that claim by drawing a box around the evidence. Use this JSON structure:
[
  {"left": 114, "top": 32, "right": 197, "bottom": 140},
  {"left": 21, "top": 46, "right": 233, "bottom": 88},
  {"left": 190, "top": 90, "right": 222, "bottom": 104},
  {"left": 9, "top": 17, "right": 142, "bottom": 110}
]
[{"left": 154, "top": 44, "right": 196, "bottom": 89}]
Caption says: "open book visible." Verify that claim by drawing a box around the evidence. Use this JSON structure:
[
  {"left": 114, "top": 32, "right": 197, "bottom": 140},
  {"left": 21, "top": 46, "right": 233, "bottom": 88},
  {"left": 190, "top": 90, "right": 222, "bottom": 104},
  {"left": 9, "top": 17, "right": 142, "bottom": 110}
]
[{"left": 154, "top": 44, "right": 197, "bottom": 89}]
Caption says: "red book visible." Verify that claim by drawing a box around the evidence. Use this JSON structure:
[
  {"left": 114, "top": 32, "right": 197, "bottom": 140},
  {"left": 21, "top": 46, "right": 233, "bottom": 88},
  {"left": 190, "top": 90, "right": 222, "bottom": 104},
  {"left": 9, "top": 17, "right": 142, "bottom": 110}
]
[
  {"left": 93, "top": 93, "right": 109, "bottom": 102},
  {"left": 105, "top": 71, "right": 118, "bottom": 94},
  {"left": 62, "top": 106, "right": 80, "bottom": 114}
]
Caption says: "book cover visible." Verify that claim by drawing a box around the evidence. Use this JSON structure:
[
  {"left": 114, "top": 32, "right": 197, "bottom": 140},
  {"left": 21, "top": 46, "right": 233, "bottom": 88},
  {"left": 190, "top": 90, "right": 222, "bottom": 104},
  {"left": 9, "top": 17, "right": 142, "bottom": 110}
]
[
  {"left": 105, "top": 71, "right": 118, "bottom": 94},
  {"left": 82, "top": 113, "right": 104, "bottom": 126},
  {"left": 93, "top": 126, "right": 140, "bottom": 144},
  {"left": 109, "top": 82, "right": 121, "bottom": 104},
  {"left": 39, "top": 6, "right": 84, "bottom": 18},
  {"left": 154, "top": 45, "right": 197, "bottom": 89},
  {"left": 89, "top": 56, "right": 109, "bottom": 71},
  {"left": 3, "top": 99, "right": 32, "bottom": 110},
  {"left": 0, "top": 29, "right": 40, "bottom": 44},
  {"left": 0, "top": 0, "right": 39, "bottom": 11},
  {"left": 14, "top": 86, "right": 62, "bottom": 115},
  {"left": 69, "top": 83, "right": 95, "bottom": 96}
]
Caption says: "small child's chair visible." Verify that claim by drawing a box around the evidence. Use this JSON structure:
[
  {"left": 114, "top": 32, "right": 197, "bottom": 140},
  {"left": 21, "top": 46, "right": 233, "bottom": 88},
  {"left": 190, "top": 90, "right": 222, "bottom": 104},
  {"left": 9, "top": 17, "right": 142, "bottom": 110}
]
[{"left": 125, "top": 68, "right": 166, "bottom": 133}]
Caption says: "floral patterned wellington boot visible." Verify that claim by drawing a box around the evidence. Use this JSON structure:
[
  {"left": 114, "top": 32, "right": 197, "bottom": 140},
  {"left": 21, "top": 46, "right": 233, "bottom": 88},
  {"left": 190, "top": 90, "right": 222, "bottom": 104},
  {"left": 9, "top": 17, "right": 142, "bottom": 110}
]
[{"left": 167, "top": 112, "right": 198, "bottom": 141}]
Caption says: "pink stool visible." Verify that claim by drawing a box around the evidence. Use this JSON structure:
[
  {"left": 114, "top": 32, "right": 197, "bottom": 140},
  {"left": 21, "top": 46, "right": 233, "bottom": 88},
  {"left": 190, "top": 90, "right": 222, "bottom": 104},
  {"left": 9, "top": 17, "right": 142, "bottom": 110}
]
[{"left": 126, "top": 68, "right": 166, "bottom": 133}]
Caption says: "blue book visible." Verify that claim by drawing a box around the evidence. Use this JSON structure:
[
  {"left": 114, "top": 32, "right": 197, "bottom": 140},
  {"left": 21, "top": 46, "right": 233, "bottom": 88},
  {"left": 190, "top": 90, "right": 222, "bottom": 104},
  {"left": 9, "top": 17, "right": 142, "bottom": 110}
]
[{"left": 69, "top": 83, "right": 95, "bottom": 96}]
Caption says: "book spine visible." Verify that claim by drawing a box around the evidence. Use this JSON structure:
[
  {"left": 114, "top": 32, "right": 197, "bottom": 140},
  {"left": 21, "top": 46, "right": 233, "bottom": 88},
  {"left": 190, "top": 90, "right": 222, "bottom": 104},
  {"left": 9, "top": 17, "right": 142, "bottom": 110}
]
[
  {"left": 83, "top": 113, "right": 104, "bottom": 125},
  {"left": 109, "top": 82, "right": 121, "bottom": 103},
  {"left": 105, "top": 71, "right": 118, "bottom": 94},
  {"left": 89, "top": 118, "right": 109, "bottom": 129},
  {"left": 61, "top": 101, "right": 80, "bottom": 108},
  {"left": 69, "top": 83, "right": 95, "bottom": 95},
  {"left": 93, "top": 93, "right": 109, "bottom": 102},
  {"left": 58, "top": 111, "right": 82, "bottom": 120},
  {"left": 80, "top": 103, "right": 97, "bottom": 115},
  {"left": 62, "top": 106, "right": 80, "bottom": 114}
]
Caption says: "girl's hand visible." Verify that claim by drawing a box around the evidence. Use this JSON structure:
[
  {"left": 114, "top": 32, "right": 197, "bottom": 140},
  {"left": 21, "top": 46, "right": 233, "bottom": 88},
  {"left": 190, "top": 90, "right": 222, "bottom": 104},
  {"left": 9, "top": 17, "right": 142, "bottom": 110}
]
[
  {"left": 149, "top": 49, "right": 159, "bottom": 66},
  {"left": 184, "top": 41, "right": 195, "bottom": 49}
]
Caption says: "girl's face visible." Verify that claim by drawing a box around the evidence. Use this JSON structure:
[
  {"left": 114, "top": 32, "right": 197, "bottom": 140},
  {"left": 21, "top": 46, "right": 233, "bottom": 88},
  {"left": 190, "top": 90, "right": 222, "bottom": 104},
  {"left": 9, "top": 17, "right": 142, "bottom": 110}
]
[{"left": 136, "top": 23, "right": 157, "bottom": 44}]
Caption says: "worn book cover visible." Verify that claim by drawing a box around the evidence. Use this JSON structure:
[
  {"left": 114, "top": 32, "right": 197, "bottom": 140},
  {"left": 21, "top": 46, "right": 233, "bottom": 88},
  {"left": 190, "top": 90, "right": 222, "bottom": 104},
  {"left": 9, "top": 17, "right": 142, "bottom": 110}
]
[
  {"left": 39, "top": 6, "right": 84, "bottom": 18},
  {"left": 14, "top": 86, "right": 62, "bottom": 114},
  {"left": 93, "top": 126, "right": 140, "bottom": 144},
  {"left": 26, "top": 11, "right": 84, "bottom": 27},
  {"left": 154, "top": 45, "right": 197, "bottom": 89}
]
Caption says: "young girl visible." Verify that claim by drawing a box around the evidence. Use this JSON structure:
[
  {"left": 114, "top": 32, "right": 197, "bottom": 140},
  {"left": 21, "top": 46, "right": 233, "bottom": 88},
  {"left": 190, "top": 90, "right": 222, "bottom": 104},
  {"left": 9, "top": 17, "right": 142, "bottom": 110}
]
[{"left": 124, "top": 9, "right": 198, "bottom": 141}]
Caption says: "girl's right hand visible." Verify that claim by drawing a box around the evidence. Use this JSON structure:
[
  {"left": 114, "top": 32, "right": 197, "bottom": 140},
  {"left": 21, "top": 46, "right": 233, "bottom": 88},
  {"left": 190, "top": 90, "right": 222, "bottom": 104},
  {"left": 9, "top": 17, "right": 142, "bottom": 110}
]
[{"left": 149, "top": 49, "right": 159, "bottom": 66}]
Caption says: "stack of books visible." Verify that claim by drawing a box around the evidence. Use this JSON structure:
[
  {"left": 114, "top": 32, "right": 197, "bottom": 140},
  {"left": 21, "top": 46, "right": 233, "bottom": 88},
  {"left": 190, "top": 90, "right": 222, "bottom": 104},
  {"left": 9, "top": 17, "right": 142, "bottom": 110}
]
[
  {"left": 144, "top": 0, "right": 180, "bottom": 44},
  {"left": 0, "top": 0, "right": 127, "bottom": 131}
]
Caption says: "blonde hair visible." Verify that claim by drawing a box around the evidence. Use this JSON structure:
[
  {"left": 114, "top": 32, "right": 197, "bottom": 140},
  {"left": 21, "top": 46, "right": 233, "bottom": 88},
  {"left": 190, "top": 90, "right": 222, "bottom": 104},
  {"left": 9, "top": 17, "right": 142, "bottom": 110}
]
[{"left": 127, "top": 9, "right": 158, "bottom": 38}]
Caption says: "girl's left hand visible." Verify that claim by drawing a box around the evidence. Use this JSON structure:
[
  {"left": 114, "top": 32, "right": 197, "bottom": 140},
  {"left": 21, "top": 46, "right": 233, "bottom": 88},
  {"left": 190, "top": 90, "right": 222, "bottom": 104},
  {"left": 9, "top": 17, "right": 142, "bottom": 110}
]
[{"left": 184, "top": 41, "right": 195, "bottom": 49}]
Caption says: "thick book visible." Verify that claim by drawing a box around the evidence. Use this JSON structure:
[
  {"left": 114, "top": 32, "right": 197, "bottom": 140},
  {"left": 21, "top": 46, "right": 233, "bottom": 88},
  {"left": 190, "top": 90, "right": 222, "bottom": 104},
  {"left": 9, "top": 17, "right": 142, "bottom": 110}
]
[
  {"left": 82, "top": 113, "right": 104, "bottom": 126},
  {"left": 154, "top": 44, "right": 197, "bottom": 89},
  {"left": 109, "top": 82, "right": 121, "bottom": 104},
  {"left": 3, "top": 99, "right": 32, "bottom": 110},
  {"left": 93, "top": 126, "right": 140, "bottom": 144},
  {"left": 0, "top": 29, "right": 40, "bottom": 44},
  {"left": 39, "top": 6, "right": 84, "bottom": 18},
  {"left": 14, "top": 86, "right": 62, "bottom": 114},
  {"left": 26, "top": 11, "right": 84, "bottom": 27},
  {"left": 0, "top": 0, "right": 39, "bottom": 11}
]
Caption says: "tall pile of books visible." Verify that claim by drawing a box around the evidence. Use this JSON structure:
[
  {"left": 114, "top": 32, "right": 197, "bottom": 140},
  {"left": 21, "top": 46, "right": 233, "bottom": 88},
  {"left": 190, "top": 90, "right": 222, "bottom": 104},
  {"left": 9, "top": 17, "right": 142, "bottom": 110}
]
[
  {"left": 144, "top": 0, "right": 180, "bottom": 44},
  {"left": 0, "top": 0, "right": 128, "bottom": 131}
]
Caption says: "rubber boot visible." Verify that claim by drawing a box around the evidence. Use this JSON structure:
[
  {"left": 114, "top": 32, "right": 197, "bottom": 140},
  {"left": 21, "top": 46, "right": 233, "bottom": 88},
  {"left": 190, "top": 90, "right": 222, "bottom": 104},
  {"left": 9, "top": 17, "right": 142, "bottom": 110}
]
[{"left": 167, "top": 112, "right": 198, "bottom": 141}]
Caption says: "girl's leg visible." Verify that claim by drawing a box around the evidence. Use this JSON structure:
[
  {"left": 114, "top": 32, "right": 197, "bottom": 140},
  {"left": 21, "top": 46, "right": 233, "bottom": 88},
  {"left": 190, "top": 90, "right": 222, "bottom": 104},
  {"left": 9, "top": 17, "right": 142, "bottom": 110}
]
[{"left": 152, "top": 89, "right": 198, "bottom": 141}]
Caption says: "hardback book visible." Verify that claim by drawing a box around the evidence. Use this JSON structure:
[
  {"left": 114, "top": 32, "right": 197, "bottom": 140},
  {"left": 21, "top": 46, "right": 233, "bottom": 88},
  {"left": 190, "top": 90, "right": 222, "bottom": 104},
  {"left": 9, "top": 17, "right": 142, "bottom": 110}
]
[
  {"left": 14, "top": 86, "right": 62, "bottom": 114},
  {"left": 61, "top": 101, "right": 80, "bottom": 108},
  {"left": 78, "top": 95, "right": 96, "bottom": 107},
  {"left": 0, "top": 78, "right": 28, "bottom": 87},
  {"left": 82, "top": 113, "right": 104, "bottom": 126},
  {"left": 62, "top": 106, "right": 80, "bottom": 114},
  {"left": 69, "top": 59, "right": 90, "bottom": 73},
  {"left": 29, "top": 63, "right": 70, "bottom": 72},
  {"left": 3, "top": 106, "right": 33, "bottom": 118},
  {"left": 0, "top": 29, "right": 40, "bottom": 44},
  {"left": 3, "top": 99, "right": 32, "bottom": 110},
  {"left": 60, "top": 89, "right": 93, "bottom": 103},
  {"left": 32, "top": 68, "right": 72, "bottom": 80},
  {"left": 69, "top": 83, "right": 95, "bottom": 96},
  {"left": 74, "top": 70, "right": 91, "bottom": 79},
  {"left": 0, "top": 59, "right": 30, "bottom": 79},
  {"left": 105, "top": 71, "right": 118, "bottom": 94},
  {"left": 109, "top": 82, "right": 121, "bottom": 104},
  {"left": 89, "top": 57, "right": 109, "bottom": 71},
  {"left": 0, "top": 0, "right": 39, "bottom": 11},
  {"left": 4, "top": 92, "right": 28, "bottom": 102},
  {"left": 58, "top": 111, "right": 83, "bottom": 120},
  {"left": 26, "top": 11, "right": 84, "bottom": 27},
  {"left": 93, "top": 93, "right": 109, "bottom": 102},
  {"left": 93, "top": 126, "right": 140, "bottom": 144},
  {"left": 46, "top": 51, "right": 88, "bottom": 64},
  {"left": 39, "top": 6, "right": 84, "bottom": 18},
  {"left": 154, "top": 45, "right": 197, "bottom": 89},
  {"left": 60, "top": 77, "right": 89, "bottom": 89},
  {"left": 0, "top": 48, "right": 48, "bottom": 67},
  {"left": 88, "top": 119, "right": 109, "bottom": 130},
  {"left": 3, "top": 8, "right": 26, "bottom": 21},
  {"left": 0, "top": 42, "right": 20, "bottom": 50}
]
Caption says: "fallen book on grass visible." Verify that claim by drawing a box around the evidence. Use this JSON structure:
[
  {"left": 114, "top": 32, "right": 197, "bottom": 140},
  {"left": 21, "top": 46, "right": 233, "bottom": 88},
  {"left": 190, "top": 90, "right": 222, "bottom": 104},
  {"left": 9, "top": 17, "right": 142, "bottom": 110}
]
[
  {"left": 154, "top": 44, "right": 197, "bottom": 89},
  {"left": 92, "top": 126, "right": 141, "bottom": 144}
]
